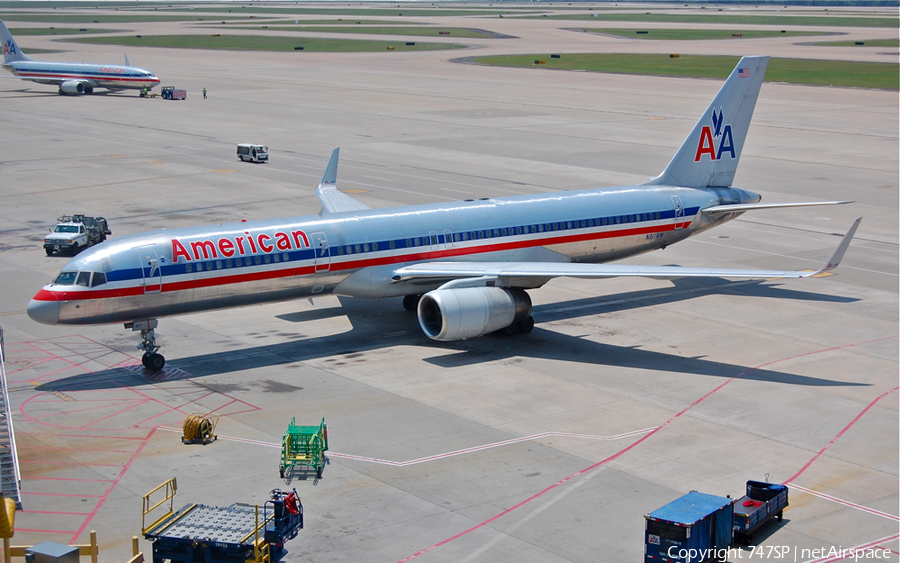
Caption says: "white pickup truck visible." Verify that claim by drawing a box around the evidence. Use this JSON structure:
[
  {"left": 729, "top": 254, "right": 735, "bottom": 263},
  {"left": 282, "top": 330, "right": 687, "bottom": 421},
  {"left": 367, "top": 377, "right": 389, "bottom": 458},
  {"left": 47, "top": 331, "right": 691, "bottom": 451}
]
[{"left": 44, "top": 214, "right": 111, "bottom": 256}]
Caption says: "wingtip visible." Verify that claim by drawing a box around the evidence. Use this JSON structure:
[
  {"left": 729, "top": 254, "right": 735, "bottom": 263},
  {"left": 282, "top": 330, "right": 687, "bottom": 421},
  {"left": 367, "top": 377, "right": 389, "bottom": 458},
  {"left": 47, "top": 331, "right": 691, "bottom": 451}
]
[{"left": 819, "top": 217, "right": 862, "bottom": 273}]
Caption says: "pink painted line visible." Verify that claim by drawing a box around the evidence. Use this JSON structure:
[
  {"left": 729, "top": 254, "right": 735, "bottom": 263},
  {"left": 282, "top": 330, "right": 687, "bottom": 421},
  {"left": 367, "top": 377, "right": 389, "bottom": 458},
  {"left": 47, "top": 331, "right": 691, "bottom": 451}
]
[
  {"left": 876, "top": 547, "right": 900, "bottom": 555},
  {"left": 802, "top": 534, "right": 900, "bottom": 563},
  {"left": 787, "top": 484, "right": 899, "bottom": 521},
  {"left": 20, "top": 460, "right": 123, "bottom": 468},
  {"left": 19, "top": 431, "right": 146, "bottom": 440},
  {"left": 78, "top": 399, "right": 150, "bottom": 429},
  {"left": 70, "top": 426, "right": 158, "bottom": 543},
  {"left": 18, "top": 446, "right": 135, "bottom": 453},
  {"left": 396, "top": 337, "right": 899, "bottom": 563},
  {"left": 21, "top": 492, "right": 103, "bottom": 498},
  {"left": 29, "top": 400, "right": 142, "bottom": 419},
  {"left": 26, "top": 476, "right": 113, "bottom": 483},
  {"left": 785, "top": 386, "right": 899, "bottom": 484},
  {"left": 24, "top": 510, "right": 92, "bottom": 516}
]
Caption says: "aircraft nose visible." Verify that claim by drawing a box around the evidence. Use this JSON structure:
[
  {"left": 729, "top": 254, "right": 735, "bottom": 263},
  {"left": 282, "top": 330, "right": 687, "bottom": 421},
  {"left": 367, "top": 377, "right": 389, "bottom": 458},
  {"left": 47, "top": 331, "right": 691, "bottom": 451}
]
[{"left": 27, "top": 296, "right": 59, "bottom": 325}]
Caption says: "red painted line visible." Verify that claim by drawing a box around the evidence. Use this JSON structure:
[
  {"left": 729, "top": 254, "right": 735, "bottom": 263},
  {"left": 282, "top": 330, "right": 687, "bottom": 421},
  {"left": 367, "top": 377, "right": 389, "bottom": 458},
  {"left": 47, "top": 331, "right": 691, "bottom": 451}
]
[
  {"left": 788, "top": 484, "right": 899, "bottom": 521},
  {"left": 19, "top": 431, "right": 146, "bottom": 440},
  {"left": 70, "top": 427, "right": 158, "bottom": 543},
  {"left": 802, "top": 534, "right": 900, "bottom": 563},
  {"left": 397, "top": 336, "right": 898, "bottom": 562},
  {"left": 876, "top": 547, "right": 900, "bottom": 555},
  {"left": 18, "top": 446, "right": 135, "bottom": 453},
  {"left": 785, "top": 385, "right": 899, "bottom": 484},
  {"left": 13, "top": 528, "right": 76, "bottom": 534}
]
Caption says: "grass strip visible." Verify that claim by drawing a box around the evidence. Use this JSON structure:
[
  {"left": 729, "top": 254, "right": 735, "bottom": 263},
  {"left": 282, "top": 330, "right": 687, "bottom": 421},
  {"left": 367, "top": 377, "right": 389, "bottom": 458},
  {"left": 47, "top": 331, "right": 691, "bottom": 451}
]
[
  {"left": 523, "top": 13, "right": 899, "bottom": 28},
  {"left": 470, "top": 53, "right": 899, "bottom": 90},
  {"left": 578, "top": 28, "right": 827, "bottom": 40},
  {"left": 69, "top": 34, "right": 466, "bottom": 53},
  {"left": 222, "top": 26, "right": 506, "bottom": 39}
]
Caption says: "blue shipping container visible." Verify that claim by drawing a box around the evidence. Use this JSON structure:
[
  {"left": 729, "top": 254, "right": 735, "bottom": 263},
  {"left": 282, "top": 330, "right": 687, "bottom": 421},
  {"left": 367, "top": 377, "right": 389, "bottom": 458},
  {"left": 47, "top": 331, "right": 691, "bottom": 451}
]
[{"left": 645, "top": 491, "right": 733, "bottom": 563}]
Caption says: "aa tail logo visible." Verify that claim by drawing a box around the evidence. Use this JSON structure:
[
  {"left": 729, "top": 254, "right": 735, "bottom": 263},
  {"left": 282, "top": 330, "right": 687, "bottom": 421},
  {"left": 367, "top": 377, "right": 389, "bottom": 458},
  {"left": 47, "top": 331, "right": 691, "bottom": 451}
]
[
  {"left": 694, "top": 107, "right": 735, "bottom": 162},
  {"left": 3, "top": 39, "right": 17, "bottom": 56}
]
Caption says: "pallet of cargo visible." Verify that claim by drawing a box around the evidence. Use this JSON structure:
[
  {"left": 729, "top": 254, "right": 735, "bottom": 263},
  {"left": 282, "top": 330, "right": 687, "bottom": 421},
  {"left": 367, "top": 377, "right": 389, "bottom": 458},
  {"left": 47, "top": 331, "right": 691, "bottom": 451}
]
[
  {"left": 142, "top": 480, "right": 303, "bottom": 563},
  {"left": 280, "top": 417, "right": 328, "bottom": 479}
]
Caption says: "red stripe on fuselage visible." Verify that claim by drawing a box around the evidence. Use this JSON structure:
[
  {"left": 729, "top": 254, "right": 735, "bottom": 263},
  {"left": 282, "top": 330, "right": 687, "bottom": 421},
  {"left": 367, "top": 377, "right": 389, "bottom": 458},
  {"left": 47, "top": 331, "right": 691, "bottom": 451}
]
[
  {"left": 34, "top": 222, "right": 689, "bottom": 302},
  {"left": 17, "top": 72, "right": 159, "bottom": 83}
]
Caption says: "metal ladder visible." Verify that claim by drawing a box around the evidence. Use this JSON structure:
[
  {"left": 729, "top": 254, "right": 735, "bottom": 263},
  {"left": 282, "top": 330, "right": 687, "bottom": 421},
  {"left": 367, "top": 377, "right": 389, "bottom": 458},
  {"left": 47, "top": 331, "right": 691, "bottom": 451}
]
[{"left": 0, "top": 327, "right": 22, "bottom": 508}]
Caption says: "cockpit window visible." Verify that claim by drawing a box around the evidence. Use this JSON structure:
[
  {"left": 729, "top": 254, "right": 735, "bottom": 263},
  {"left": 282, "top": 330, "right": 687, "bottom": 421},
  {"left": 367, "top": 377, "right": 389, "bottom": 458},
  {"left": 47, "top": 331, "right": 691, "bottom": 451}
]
[
  {"left": 91, "top": 272, "right": 107, "bottom": 287},
  {"left": 76, "top": 272, "right": 91, "bottom": 287},
  {"left": 54, "top": 225, "right": 79, "bottom": 233},
  {"left": 53, "top": 271, "right": 78, "bottom": 285}
]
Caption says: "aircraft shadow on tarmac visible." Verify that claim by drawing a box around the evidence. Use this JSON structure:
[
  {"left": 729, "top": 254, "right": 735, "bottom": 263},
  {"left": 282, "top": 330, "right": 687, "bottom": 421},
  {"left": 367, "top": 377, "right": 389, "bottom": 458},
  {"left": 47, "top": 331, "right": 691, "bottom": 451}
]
[{"left": 36, "top": 279, "right": 864, "bottom": 393}]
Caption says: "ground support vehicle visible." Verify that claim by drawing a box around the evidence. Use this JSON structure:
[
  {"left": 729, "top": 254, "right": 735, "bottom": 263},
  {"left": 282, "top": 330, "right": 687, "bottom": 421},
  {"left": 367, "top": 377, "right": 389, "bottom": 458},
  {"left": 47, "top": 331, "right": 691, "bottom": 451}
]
[
  {"left": 237, "top": 143, "right": 268, "bottom": 163},
  {"left": 43, "top": 214, "right": 110, "bottom": 255},
  {"left": 161, "top": 86, "right": 186, "bottom": 100},
  {"left": 733, "top": 480, "right": 788, "bottom": 545},
  {"left": 143, "top": 487, "right": 303, "bottom": 563},
  {"left": 280, "top": 417, "right": 328, "bottom": 479},
  {"left": 644, "top": 491, "right": 733, "bottom": 563}
]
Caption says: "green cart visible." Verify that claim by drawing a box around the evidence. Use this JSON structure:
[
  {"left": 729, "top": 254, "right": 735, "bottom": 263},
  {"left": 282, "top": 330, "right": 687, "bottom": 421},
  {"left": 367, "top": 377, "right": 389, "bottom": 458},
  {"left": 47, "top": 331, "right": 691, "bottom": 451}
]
[{"left": 280, "top": 417, "right": 328, "bottom": 479}]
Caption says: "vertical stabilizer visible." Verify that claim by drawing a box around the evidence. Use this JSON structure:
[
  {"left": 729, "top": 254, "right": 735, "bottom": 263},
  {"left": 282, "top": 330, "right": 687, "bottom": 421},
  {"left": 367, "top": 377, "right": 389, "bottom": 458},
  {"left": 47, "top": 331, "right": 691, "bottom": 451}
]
[
  {"left": 1, "top": 21, "right": 33, "bottom": 62},
  {"left": 646, "top": 56, "right": 768, "bottom": 188}
]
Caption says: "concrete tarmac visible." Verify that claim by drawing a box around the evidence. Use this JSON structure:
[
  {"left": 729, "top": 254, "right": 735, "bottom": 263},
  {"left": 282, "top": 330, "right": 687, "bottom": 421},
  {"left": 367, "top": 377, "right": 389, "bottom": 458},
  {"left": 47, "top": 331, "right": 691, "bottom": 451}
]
[{"left": 0, "top": 6, "right": 897, "bottom": 562}]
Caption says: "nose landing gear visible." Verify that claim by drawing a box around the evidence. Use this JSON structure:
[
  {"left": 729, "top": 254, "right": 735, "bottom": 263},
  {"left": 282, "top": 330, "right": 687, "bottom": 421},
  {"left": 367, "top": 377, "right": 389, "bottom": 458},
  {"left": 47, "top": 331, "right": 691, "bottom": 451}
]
[{"left": 126, "top": 319, "right": 166, "bottom": 370}]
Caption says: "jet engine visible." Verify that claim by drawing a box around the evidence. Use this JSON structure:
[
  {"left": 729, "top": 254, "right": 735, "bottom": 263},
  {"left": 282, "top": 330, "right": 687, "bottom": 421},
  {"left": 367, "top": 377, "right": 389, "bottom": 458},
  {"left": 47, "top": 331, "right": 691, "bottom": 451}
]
[
  {"left": 417, "top": 287, "right": 533, "bottom": 341},
  {"left": 59, "top": 80, "right": 87, "bottom": 95}
]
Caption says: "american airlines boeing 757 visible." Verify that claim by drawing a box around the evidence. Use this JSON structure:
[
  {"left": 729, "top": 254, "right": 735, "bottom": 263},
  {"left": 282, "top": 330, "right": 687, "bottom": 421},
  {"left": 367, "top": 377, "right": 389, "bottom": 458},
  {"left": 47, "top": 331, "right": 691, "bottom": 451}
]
[
  {"left": 1, "top": 20, "right": 159, "bottom": 95},
  {"left": 28, "top": 56, "right": 859, "bottom": 370}
]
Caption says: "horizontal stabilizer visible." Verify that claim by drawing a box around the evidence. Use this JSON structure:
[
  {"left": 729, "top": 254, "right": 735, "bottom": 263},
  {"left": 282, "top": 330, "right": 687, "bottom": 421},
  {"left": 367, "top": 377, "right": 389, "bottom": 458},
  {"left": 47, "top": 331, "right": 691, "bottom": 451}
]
[
  {"left": 391, "top": 218, "right": 861, "bottom": 285},
  {"left": 703, "top": 201, "right": 853, "bottom": 215}
]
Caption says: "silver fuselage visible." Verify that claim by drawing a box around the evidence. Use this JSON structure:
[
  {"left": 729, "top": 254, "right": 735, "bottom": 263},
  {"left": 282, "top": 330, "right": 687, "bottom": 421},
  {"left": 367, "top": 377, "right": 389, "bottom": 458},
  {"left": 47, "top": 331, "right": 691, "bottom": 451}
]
[
  {"left": 2, "top": 60, "right": 160, "bottom": 90},
  {"left": 29, "top": 184, "right": 757, "bottom": 326}
]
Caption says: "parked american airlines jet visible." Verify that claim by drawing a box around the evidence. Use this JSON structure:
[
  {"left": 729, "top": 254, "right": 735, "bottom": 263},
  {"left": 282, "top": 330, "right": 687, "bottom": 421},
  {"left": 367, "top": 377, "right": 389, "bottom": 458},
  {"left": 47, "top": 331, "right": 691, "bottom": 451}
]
[
  {"left": 1, "top": 21, "right": 159, "bottom": 95},
  {"left": 28, "top": 56, "right": 858, "bottom": 370}
]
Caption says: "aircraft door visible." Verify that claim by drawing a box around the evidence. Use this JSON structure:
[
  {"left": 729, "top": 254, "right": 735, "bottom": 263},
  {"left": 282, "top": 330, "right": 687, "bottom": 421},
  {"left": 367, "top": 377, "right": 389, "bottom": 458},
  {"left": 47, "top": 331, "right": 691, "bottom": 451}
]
[
  {"left": 137, "top": 247, "right": 162, "bottom": 294},
  {"left": 311, "top": 232, "right": 330, "bottom": 273},
  {"left": 671, "top": 195, "right": 685, "bottom": 230},
  {"left": 428, "top": 231, "right": 439, "bottom": 250},
  {"left": 443, "top": 229, "right": 453, "bottom": 249}
]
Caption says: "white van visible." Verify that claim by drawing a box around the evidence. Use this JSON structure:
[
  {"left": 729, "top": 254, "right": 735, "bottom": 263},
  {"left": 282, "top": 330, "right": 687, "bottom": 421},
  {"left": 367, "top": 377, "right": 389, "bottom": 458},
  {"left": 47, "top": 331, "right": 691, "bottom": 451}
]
[{"left": 237, "top": 143, "right": 268, "bottom": 163}]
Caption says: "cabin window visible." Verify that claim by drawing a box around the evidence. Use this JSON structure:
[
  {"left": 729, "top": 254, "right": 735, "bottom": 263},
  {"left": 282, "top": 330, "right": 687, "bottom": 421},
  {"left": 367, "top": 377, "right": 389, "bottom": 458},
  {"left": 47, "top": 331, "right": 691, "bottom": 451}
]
[
  {"left": 500, "top": 228, "right": 507, "bottom": 237},
  {"left": 405, "top": 239, "right": 412, "bottom": 248},
  {"left": 264, "top": 255, "right": 271, "bottom": 264},
  {"left": 390, "top": 241, "right": 396, "bottom": 250},
  {"left": 283, "top": 253, "right": 290, "bottom": 262},
  {"left": 364, "top": 243, "right": 370, "bottom": 252},
  {"left": 355, "top": 244, "right": 362, "bottom": 253},
  {"left": 53, "top": 271, "right": 78, "bottom": 285},
  {"left": 337, "top": 247, "right": 344, "bottom": 255},
  {"left": 185, "top": 263, "right": 193, "bottom": 273},
  {"left": 196, "top": 262, "right": 204, "bottom": 272},
  {"left": 373, "top": 242, "right": 379, "bottom": 251},
  {"left": 567, "top": 222, "right": 573, "bottom": 229},
  {"left": 226, "top": 259, "right": 233, "bottom": 268},
  {"left": 274, "top": 254, "right": 281, "bottom": 262},
  {"left": 517, "top": 227, "right": 523, "bottom": 235},
  {"left": 431, "top": 235, "right": 438, "bottom": 245},
  {"left": 492, "top": 230, "right": 499, "bottom": 238},
  {"left": 76, "top": 272, "right": 91, "bottom": 287},
  {"left": 91, "top": 272, "right": 107, "bottom": 287},
  {"left": 216, "top": 260, "right": 223, "bottom": 269},
  {"left": 254, "top": 256, "right": 261, "bottom": 265}
]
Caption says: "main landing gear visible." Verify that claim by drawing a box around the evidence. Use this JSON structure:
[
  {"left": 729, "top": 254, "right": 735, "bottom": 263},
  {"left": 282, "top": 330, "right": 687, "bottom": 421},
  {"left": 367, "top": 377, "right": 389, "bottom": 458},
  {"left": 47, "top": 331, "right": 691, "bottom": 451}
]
[{"left": 126, "top": 319, "right": 166, "bottom": 370}]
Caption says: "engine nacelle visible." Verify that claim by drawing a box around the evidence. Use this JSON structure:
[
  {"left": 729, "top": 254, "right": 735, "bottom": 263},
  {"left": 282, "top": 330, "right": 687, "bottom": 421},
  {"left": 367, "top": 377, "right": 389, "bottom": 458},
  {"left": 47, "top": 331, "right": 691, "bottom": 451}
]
[
  {"left": 417, "top": 287, "right": 532, "bottom": 341},
  {"left": 59, "top": 80, "right": 86, "bottom": 94}
]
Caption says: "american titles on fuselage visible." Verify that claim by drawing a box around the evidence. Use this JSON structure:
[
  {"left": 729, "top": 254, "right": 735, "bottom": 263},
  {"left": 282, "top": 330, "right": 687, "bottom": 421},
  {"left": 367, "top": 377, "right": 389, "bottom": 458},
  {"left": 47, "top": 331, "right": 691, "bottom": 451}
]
[{"left": 172, "top": 229, "right": 311, "bottom": 263}]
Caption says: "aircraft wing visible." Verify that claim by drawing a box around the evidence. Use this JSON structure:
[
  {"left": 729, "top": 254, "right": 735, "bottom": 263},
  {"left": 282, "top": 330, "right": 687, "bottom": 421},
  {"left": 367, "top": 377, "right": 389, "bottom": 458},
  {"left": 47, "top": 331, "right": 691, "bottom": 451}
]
[
  {"left": 392, "top": 218, "right": 861, "bottom": 287},
  {"left": 316, "top": 185, "right": 371, "bottom": 213}
]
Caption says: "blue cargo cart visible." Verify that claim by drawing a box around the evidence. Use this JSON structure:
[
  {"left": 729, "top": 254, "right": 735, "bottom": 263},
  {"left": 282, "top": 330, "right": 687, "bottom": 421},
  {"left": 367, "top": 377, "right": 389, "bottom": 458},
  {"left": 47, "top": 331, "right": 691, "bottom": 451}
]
[
  {"left": 733, "top": 480, "right": 788, "bottom": 545},
  {"left": 645, "top": 491, "right": 733, "bottom": 563}
]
